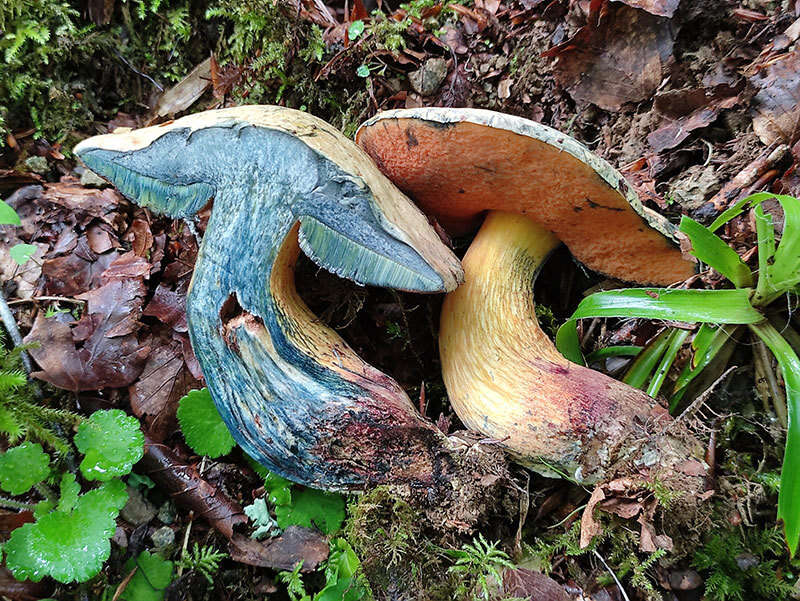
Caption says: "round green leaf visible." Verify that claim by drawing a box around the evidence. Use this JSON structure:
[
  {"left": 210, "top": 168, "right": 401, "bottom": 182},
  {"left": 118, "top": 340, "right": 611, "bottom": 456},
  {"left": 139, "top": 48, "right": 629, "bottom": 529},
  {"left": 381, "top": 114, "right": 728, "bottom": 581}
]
[
  {"left": 75, "top": 410, "right": 144, "bottom": 481},
  {"left": 4, "top": 479, "right": 128, "bottom": 583},
  {"left": 177, "top": 388, "right": 236, "bottom": 458},
  {"left": 0, "top": 199, "right": 21, "bottom": 226},
  {"left": 0, "top": 442, "right": 50, "bottom": 495},
  {"left": 9, "top": 243, "right": 38, "bottom": 265},
  {"left": 120, "top": 551, "right": 174, "bottom": 601}
]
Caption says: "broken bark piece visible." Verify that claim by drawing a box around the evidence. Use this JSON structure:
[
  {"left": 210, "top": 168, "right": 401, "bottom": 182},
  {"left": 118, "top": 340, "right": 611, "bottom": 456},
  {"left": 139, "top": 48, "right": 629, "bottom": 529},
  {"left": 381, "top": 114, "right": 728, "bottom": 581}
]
[{"left": 74, "top": 106, "right": 465, "bottom": 491}]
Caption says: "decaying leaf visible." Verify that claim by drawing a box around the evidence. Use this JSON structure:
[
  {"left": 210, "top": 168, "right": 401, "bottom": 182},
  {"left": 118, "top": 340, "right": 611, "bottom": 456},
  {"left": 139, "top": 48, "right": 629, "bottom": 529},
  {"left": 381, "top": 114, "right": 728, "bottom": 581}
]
[
  {"left": 150, "top": 58, "right": 213, "bottom": 121},
  {"left": 648, "top": 87, "right": 740, "bottom": 152},
  {"left": 503, "top": 567, "right": 570, "bottom": 601},
  {"left": 229, "top": 529, "right": 330, "bottom": 572},
  {"left": 544, "top": 1, "right": 675, "bottom": 111},
  {"left": 750, "top": 50, "right": 800, "bottom": 146},
  {"left": 613, "top": 0, "right": 679, "bottom": 18},
  {"left": 25, "top": 264, "right": 150, "bottom": 391},
  {"left": 138, "top": 436, "right": 247, "bottom": 539},
  {"left": 129, "top": 332, "right": 200, "bottom": 442}
]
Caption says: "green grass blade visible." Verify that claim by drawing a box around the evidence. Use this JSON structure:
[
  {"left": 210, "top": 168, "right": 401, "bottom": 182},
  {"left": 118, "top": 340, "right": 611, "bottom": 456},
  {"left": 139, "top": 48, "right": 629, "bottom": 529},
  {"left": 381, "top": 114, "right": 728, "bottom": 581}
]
[
  {"left": 750, "top": 321, "right": 800, "bottom": 556},
  {"left": 646, "top": 329, "right": 690, "bottom": 398},
  {"left": 623, "top": 330, "right": 671, "bottom": 389},
  {"left": 565, "top": 288, "right": 763, "bottom": 324},
  {"left": 670, "top": 324, "right": 739, "bottom": 409},
  {"left": 556, "top": 288, "right": 763, "bottom": 365},
  {"left": 555, "top": 318, "right": 584, "bottom": 364},
  {"left": 679, "top": 216, "right": 753, "bottom": 288},
  {"left": 585, "top": 345, "right": 643, "bottom": 364},
  {"left": 764, "top": 195, "right": 800, "bottom": 295},
  {"left": 709, "top": 191, "right": 778, "bottom": 232},
  {"left": 754, "top": 203, "right": 778, "bottom": 305}
]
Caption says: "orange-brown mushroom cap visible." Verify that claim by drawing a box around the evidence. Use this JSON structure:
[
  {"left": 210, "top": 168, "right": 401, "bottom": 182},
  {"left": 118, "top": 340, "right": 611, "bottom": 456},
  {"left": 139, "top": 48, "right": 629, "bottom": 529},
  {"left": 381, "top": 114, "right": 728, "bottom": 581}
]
[
  {"left": 356, "top": 108, "right": 695, "bottom": 286},
  {"left": 357, "top": 108, "right": 707, "bottom": 487}
]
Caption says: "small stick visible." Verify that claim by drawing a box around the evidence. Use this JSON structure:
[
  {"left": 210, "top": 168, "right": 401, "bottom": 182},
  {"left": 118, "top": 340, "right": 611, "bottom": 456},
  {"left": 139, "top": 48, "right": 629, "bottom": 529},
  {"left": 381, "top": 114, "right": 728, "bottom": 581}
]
[
  {"left": 697, "top": 144, "right": 789, "bottom": 215},
  {"left": 753, "top": 337, "right": 788, "bottom": 426},
  {"left": 0, "top": 288, "right": 33, "bottom": 373},
  {"left": 672, "top": 366, "right": 738, "bottom": 429},
  {"left": 111, "top": 567, "right": 139, "bottom": 601},
  {"left": 593, "top": 550, "right": 631, "bottom": 601},
  {"left": 6, "top": 296, "right": 86, "bottom": 306}
]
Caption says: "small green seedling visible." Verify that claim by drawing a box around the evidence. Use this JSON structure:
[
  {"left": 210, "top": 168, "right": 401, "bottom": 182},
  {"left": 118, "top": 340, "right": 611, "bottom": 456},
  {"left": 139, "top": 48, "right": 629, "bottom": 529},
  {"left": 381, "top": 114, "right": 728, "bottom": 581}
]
[{"left": 445, "top": 533, "right": 515, "bottom": 601}]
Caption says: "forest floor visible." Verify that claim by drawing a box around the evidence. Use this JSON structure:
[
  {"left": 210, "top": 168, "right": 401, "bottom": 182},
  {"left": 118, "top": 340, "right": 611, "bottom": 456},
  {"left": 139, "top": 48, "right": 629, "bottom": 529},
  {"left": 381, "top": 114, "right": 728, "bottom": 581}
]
[{"left": 2, "top": 0, "right": 800, "bottom": 599}]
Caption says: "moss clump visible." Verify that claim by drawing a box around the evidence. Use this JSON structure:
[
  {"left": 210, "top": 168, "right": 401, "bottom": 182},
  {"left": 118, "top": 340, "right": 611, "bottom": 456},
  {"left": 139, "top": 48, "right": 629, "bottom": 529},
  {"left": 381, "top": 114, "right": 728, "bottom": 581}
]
[
  {"left": 344, "top": 487, "right": 461, "bottom": 600},
  {"left": 693, "top": 527, "right": 795, "bottom": 601},
  {"left": 207, "top": 0, "right": 371, "bottom": 136}
]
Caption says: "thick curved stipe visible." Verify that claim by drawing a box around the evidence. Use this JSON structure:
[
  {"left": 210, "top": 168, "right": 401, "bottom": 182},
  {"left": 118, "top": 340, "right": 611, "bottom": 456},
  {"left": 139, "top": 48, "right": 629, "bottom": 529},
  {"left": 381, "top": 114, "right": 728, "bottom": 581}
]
[{"left": 75, "top": 106, "right": 463, "bottom": 490}]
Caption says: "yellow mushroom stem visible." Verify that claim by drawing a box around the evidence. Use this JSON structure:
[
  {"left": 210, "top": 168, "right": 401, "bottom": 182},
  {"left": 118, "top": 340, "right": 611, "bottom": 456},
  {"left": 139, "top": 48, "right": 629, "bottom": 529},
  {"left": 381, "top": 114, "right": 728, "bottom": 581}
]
[{"left": 442, "top": 211, "right": 693, "bottom": 483}]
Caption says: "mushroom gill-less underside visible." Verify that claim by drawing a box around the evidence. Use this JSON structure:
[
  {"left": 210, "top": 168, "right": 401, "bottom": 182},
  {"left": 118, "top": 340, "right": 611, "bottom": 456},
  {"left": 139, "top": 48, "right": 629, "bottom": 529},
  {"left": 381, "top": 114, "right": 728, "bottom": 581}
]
[
  {"left": 75, "top": 106, "right": 465, "bottom": 491},
  {"left": 357, "top": 108, "right": 706, "bottom": 487}
]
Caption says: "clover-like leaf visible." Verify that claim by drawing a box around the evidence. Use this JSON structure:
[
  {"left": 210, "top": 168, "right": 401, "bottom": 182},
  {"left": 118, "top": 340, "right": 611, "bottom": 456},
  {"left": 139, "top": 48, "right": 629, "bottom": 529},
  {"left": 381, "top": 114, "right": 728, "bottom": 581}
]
[
  {"left": 4, "top": 479, "right": 128, "bottom": 583},
  {"left": 9, "top": 243, "right": 37, "bottom": 265},
  {"left": 0, "top": 442, "right": 50, "bottom": 495},
  {"left": 0, "top": 199, "right": 21, "bottom": 226},
  {"left": 75, "top": 409, "right": 144, "bottom": 481},
  {"left": 177, "top": 388, "right": 236, "bottom": 458},
  {"left": 120, "top": 551, "right": 173, "bottom": 601}
]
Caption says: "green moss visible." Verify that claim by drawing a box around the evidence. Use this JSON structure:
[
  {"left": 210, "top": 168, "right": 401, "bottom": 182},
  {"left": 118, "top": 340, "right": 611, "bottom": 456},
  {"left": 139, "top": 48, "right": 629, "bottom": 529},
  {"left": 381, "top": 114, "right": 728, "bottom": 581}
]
[
  {"left": 693, "top": 527, "right": 794, "bottom": 601},
  {"left": 344, "top": 487, "right": 462, "bottom": 600},
  {"left": 0, "top": 334, "right": 80, "bottom": 457}
]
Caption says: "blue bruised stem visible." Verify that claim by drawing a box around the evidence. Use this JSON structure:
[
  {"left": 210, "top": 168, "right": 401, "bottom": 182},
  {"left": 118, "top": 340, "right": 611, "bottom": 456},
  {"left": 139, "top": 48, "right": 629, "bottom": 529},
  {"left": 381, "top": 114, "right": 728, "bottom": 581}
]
[{"left": 74, "top": 112, "right": 462, "bottom": 491}]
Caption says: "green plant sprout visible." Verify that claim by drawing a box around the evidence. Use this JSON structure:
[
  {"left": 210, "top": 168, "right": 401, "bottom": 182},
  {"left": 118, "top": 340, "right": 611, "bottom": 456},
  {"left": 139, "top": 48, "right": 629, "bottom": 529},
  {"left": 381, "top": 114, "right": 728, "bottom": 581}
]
[
  {"left": 177, "top": 543, "right": 227, "bottom": 584},
  {"left": 445, "top": 533, "right": 515, "bottom": 600},
  {"left": 556, "top": 192, "right": 800, "bottom": 555}
]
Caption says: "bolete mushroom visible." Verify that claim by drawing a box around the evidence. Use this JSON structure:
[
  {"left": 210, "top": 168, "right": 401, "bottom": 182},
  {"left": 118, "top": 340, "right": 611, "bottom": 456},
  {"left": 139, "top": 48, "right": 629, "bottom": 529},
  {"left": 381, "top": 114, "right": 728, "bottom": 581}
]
[
  {"left": 74, "top": 106, "right": 464, "bottom": 491},
  {"left": 357, "top": 108, "right": 703, "bottom": 485}
]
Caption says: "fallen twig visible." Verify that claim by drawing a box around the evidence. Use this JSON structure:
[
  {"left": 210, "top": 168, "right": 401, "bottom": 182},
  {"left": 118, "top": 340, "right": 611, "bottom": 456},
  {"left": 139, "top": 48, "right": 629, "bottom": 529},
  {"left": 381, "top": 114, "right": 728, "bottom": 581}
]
[
  {"left": 694, "top": 143, "right": 790, "bottom": 218},
  {"left": 0, "top": 288, "right": 33, "bottom": 373}
]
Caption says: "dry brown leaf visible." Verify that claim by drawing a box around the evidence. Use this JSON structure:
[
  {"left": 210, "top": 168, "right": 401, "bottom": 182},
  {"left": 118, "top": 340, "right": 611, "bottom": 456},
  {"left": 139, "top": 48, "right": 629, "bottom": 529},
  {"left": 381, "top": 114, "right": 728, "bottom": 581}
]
[
  {"left": 150, "top": 58, "right": 212, "bottom": 121},
  {"left": 544, "top": 1, "right": 675, "bottom": 111},
  {"left": 229, "top": 529, "right": 330, "bottom": 572},
  {"left": 129, "top": 333, "right": 200, "bottom": 441},
  {"left": 579, "top": 486, "right": 606, "bottom": 548},
  {"left": 503, "top": 567, "right": 570, "bottom": 601},
  {"left": 614, "top": 0, "right": 679, "bottom": 18},
  {"left": 25, "top": 277, "right": 149, "bottom": 391}
]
